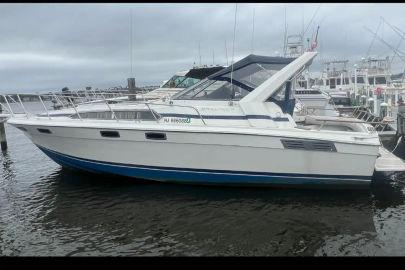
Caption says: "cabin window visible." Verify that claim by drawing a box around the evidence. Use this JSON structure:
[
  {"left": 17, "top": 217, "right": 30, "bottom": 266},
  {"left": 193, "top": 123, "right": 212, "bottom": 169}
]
[
  {"left": 270, "top": 83, "right": 288, "bottom": 101},
  {"left": 173, "top": 57, "right": 293, "bottom": 101},
  {"left": 329, "top": 78, "right": 336, "bottom": 89},
  {"left": 326, "top": 80, "right": 329, "bottom": 86},
  {"left": 177, "top": 79, "right": 250, "bottom": 101},
  {"left": 37, "top": 128, "right": 52, "bottom": 134},
  {"left": 162, "top": 75, "right": 187, "bottom": 88},
  {"left": 174, "top": 79, "right": 212, "bottom": 99},
  {"left": 193, "top": 81, "right": 229, "bottom": 99},
  {"left": 353, "top": 76, "right": 365, "bottom": 83},
  {"left": 176, "top": 77, "right": 201, "bottom": 88},
  {"left": 368, "top": 77, "right": 374, "bottom": 85},
  {"left": 100, "top": 131, "right": 120, "bottom": 138},
  {"left": 298, "top": 81, "right": 307, "bottom": 88},
  {"left": 336, "top": 78, "right": 341, "bottom": 85},
  {"left": 220, "top": 63, "right": 286, "bottom": 87},
  {"left": 330, "top": 97, "right": 351, "bottom": 106},
  {"left": 375, "top": 77, "right": 386, "bottom": 84},
  {"left": 145, "top": 132, "right": 166, "bottom": 140},
  {"left": 344, "top": 78, "right": 349, "bottom": 84},
  {"left": 70, "top": 110, "right": 160, "bottom": 121}
]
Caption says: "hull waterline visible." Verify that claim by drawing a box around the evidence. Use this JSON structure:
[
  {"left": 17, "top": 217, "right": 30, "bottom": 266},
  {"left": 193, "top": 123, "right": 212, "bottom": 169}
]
[{"left": 37, "top": 145, "right": 371, "bottom": 188}]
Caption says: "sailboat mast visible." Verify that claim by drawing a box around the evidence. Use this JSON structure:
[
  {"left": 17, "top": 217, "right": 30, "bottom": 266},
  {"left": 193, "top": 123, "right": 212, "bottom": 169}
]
[{"left": 251, "top": 8, "right": 255, "bottom": 54}]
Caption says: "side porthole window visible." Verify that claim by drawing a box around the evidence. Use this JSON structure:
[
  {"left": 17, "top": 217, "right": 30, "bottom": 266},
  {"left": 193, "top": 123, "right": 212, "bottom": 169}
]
[
  {"left": 37, "top": 128, "right": 52, "bottom": 134},
  {"left": 100, "top": 130, "right": 120, "bottom": 138},
  {"left": 145, "top": 132, "right": 166, "bottom": 140}
]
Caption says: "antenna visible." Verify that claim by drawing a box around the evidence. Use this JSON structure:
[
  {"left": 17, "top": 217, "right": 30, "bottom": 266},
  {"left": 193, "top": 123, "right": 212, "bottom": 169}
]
[
  {"left": 380, "top": 17, "right": 405, "bottom": 65},
  {"left": 364, "top": 26, "right": 405, "bottom": 63},
  {"left": 303, "top": 4, "right": 321, "bottom": 36},
  {"left": 230, "top": 3, "right": 238, "bottom": 101},
  {"left": 366, "top": 19, "right": 382, "bottom": 58},
  {"left": 225, "top": 40, "right": 229, "bottom": 66},
  {"left": 130, "top": 8, "right": 133, "bottom": 76},
  {"left": 198, "top": 42, "right": 201, "bottom": 66},
  {"left": 301, "top": 6, "right": 304, "bottom": 39},
  {"left": 212, "top": 50, "right": 215, "bottom": 66},
  {"left": 283, "top": 5, "right": 287, "bottom": 56},
  {"left": 251, "top": 8, "right": 255, "bottom": 54},
  {"left": 394, "top": 25, "right": 405, "bottom": 39}
]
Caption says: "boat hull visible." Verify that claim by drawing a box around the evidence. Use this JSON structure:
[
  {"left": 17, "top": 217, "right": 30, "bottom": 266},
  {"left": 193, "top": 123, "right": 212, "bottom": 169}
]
[
  {"left": 37, "top": 145, "right": 371, "bottom": 187},
  {"left": 11, "top": 122, "right": 378, "bottom": 188}
]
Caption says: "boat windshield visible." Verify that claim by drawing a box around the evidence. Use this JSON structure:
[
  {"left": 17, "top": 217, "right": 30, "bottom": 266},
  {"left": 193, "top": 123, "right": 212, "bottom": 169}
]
[
  {"left": 161, "top": 75, "right": 201, "bottom": 89},
  {"left": 173, "top": 55, "right": 295, "bottom": 101}
]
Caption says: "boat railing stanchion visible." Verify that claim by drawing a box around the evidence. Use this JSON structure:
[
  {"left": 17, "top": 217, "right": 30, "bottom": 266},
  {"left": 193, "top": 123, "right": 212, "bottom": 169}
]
[
  {"left": 52, "top": 93, "right": 64, "bottom": 109},
  {"left": 157, "top": 102, "right": 206, "bottom": 125},
  {"left": 191, "top": 106, "right": 206, "bottom": 125},
  {"left": 16, "top": 94, "right": 29, "bottom": 118},
  {"left": 2, "top": 95, "right": 14, "bottom": 117},
  {"left": 58, "top": 94, "right": 68, "bottom": 108},
  {"left": 0, "top": 102, "right": 10, "bottom": 115},
  {"left": 100, "top": 92, "right": 118, "bottom": 122},
  {"left": 38, "top": 94, "right": 51, "bottom": 120},
  {"left": 145, "top": 103, "right": 159, "bottom": 123},
  {"left": 7, "top": 95, "right": 18, "bottom": 105},
  {"left": 66, "top": 96, "right": 82, "bottom": 121},
  {"left": 74, "top": 90, "right": 85, "bottom": 105}
]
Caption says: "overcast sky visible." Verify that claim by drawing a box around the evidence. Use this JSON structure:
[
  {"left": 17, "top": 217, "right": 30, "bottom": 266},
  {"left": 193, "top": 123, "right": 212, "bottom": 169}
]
[{"left": 1, "top": 3, "right": 405, "bottom": 93}]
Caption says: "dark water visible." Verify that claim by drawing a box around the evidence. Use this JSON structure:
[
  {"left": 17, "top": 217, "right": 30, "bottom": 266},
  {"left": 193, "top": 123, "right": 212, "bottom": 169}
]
[{"left": 2, "top": 105, "right": 405, "bottom": 256}]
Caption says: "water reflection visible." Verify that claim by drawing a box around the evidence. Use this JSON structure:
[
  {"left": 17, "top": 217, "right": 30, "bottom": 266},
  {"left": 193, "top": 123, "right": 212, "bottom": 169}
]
[
  {"left": 372, "top": 172, "right": 405, "bottom": 209},
  {"left": 15, "top": 168, "right": 380, "bottom": 256},
  {"left": 1, "top": 150, "right": 15, "bottom": 184}
]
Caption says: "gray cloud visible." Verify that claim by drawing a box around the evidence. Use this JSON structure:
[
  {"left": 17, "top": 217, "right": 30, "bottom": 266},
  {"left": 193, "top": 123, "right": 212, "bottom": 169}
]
[{"left": 1, "top": 3, "right": 405, "bottom": 93}]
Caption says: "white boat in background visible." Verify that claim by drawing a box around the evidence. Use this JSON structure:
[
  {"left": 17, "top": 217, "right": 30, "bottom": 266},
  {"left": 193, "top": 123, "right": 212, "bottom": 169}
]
[
  {"left": 294, "top": 88, "right": 339, "bottom": 120},
  {"left": 137, "top": 65, "right": 225, "bottom": 101},
  {"left": 6, "top": 52, "right": 405, "bottom": 188}
]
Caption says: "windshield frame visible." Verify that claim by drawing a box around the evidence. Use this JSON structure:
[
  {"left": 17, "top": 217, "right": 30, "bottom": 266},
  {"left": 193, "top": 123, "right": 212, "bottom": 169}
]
[{"left": 173, "top": 55, "right": 295, "bottom": 101}]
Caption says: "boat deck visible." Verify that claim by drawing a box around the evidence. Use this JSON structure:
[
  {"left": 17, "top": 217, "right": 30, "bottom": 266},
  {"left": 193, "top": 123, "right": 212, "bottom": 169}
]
[{"left": 375, "top": 147, "right": 405, "bottom": 172}]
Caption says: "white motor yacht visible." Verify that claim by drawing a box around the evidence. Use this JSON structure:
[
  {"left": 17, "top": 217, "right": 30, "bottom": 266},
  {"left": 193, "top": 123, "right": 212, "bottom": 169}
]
[
  {"left": 137, "top": 65, "right": 225, "bottom": 101},
  {"left": 6, "top": 52, "right": 405, "bottom": 188}
]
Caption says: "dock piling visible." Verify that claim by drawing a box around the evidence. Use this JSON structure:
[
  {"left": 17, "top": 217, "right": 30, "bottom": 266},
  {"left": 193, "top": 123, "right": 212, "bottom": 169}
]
[{"left": 0, "top": 105, "right": 7, "bottom": 151}]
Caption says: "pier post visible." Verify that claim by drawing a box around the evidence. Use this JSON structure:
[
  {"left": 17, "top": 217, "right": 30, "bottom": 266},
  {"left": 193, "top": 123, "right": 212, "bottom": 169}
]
[
  {"left": 0, "top": 105, "right": 7, "bottom": 151},
  {"left": 127, "top": 78, "right": 137, "bottom": 101}
]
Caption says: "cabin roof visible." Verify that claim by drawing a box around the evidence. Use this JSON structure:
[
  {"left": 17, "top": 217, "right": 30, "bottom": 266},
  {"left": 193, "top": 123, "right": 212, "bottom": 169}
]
[
  {"left": 186, "top": 66, "right": 225, "bottom": 80},
  {"left": 208, "top": 54, "right": 296, "bottom": 80}
]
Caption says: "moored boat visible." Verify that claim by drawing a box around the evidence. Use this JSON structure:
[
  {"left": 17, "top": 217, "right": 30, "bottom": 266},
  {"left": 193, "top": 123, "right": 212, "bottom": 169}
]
[{"left": 6, "top": 52, "right": 404, "bottom": 188}]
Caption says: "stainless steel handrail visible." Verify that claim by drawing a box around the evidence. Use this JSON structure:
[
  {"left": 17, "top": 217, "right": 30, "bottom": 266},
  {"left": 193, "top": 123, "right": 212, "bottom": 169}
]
[
  {"left": 146, "top": 102, "right": 207, "bottom": 125},
  {"left": 99, "top": 92, "right": 119, "bottom": 122},
  {"left": 3, "top": 93, "right": 208, "bottom": 126},
  {"left": 1, "top": 95, "right": 14, "bottom": 116},
  {"left": 145, "top": 103, "right": 159, "bottom": 123},
  {"left": 38, "top": 94, "right": 51, "bottom": 119},
  {"left": 17, "top": 94, "right": 29, "bottom": 118}
]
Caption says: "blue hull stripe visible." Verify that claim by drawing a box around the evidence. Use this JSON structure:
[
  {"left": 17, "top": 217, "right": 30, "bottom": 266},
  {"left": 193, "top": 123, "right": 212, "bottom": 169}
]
[{"left": 36, "top": 145, "right": 371, "bottom": 186}]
